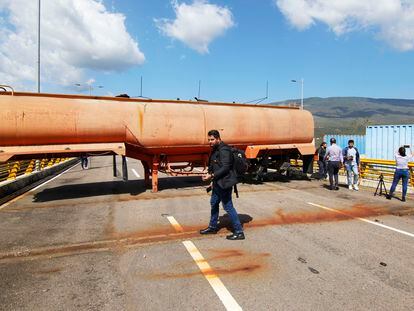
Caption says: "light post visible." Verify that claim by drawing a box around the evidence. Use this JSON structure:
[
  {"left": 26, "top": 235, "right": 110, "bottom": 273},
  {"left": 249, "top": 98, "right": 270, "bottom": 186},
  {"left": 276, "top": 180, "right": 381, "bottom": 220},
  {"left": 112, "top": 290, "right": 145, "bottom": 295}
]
[
  {"left": 291, "top": 78, "right": 304, "bottom": 109},
  {"left": 37, "top": 0, "right": 41, "bottom": 93},
  {"left": 75, "top": 83, "right": 104, "bottom": 96}
]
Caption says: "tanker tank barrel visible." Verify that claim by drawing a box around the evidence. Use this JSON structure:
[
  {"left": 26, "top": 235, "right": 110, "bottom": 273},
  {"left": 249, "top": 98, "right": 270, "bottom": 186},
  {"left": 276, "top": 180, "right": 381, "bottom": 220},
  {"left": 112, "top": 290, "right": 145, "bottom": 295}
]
[{"left": 0, "top": 91, "right": 315, "bottom": 192}]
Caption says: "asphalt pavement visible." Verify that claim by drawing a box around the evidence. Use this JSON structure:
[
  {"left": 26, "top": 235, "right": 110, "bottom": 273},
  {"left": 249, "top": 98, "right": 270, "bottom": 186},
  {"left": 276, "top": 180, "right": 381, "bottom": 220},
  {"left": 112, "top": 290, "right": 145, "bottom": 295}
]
[{"left": 0, "top": 156, "right": 413, "bottom": 311}]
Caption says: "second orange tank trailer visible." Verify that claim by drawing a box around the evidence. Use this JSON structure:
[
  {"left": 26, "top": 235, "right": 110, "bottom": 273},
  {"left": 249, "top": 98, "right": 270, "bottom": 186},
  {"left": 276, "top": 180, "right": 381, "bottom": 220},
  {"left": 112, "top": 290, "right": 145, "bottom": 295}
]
[{"left": 0, "top": 90, "right": 315, "bottom": 192}]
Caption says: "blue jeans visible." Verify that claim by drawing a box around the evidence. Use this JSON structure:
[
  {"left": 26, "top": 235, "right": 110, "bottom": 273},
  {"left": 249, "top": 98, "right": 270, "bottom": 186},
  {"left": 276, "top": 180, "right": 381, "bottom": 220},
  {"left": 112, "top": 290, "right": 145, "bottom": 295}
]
[
  {"left": 209, "top": 184, "right": 243, "bottom": 233},
  {"left": 345, "top": 163, "right": 359, "bottom": 185},
  {"left": 318, "top": 160, "right": 327, "bottom": 178},
  {"left": 390, "top": 169, "right": 410, "bottom": 198}
]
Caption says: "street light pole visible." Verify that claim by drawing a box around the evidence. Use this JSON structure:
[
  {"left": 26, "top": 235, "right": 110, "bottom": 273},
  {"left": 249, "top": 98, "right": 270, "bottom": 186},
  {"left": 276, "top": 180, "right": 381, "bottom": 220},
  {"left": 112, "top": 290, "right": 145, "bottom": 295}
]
[
  {"left": 301, "top": 78, "right": 304, "bottom": 110},
  {"left": 291, "top": 78, "right": 304, "bottom": 109},
  {"left": 75, "top": 83, "right": 103, "bottom": 96},
  {"left": 37, "top": 0, "right": 41, "bottom": 93}
]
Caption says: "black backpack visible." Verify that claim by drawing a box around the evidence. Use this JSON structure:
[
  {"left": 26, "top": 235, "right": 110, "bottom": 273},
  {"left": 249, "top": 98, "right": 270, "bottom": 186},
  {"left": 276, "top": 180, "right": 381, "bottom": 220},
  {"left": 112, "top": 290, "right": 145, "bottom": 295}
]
[
  {"left": 231, "top": 147, "right": 248, "bottom": 198},
  {"left": 231, "top": 147, "right": 248, "bottom": 177}
]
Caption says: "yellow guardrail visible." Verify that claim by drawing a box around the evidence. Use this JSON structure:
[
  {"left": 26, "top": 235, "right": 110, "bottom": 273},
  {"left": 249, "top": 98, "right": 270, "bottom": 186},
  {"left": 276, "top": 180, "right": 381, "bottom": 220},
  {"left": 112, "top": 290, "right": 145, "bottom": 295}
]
[
  {"left": 0, "top": 158, "right": 70, "bottom": 183},
  {"left": 290, "top": 158, "right": 414, "bottom": 187},
  {"left": 359, "top": 158, "right": 414, "bottom": 187}
]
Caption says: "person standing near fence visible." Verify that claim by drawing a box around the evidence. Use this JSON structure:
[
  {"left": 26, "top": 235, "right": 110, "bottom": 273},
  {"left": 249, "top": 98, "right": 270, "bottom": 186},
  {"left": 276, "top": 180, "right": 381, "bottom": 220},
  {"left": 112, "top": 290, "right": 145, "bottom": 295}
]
[
  {"left": 387, "top": 146, "right": 412, "bottom": 202},
  {"left": 317, "top": 142, "right": 328, "bottom": 179},
  {"left": 342, "top": 139, "right": 360, "bottom": 191},
  {"left": 324, "top": 138, "right": 343, "bottom": 190},
  {"left": 80, "top": 155, "right": 89, "bottom": 170}
]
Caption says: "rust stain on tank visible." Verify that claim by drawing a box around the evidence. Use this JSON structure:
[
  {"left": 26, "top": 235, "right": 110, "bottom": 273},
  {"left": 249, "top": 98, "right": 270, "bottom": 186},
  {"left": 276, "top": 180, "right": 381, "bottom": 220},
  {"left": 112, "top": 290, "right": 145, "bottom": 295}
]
[{"left": 138, "top": 107, "right": 143, "bottom": 134}]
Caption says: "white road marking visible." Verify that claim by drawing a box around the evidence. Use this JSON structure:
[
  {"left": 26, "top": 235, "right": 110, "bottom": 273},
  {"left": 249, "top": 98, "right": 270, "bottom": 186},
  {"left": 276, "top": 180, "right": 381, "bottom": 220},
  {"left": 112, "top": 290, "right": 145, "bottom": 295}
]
[
  {"left": 131, "top": 168, "right": 140, "bottom": 178},
  {"left": 307, "top": 202, "right": 414, "bottom": 238},
  {"left": 166, "top": 216, "right": 184, "bottom": 233},
  {"left": 182, "top": 241, "right": 243, "bottom": 311},
  {"left": 165, "top": 216, "right": 242, "bottom": 311},
  {"left": 0, "top": 162, "right": 79, "bottom": 210}
]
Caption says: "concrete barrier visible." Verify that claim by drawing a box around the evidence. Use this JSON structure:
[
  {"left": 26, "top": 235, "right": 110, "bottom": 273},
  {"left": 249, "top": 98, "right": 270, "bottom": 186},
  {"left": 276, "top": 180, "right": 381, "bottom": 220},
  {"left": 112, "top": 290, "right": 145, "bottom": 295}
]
[{"left": 0, "top": 158, "right": 79, "bottom": 205}]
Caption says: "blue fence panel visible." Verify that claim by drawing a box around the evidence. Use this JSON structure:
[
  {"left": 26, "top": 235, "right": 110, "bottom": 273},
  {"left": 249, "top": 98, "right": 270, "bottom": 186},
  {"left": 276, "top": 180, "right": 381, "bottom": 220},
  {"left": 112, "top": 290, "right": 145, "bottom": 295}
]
[
  {"left": 322, "top": 134, "right": 366, "bottom": 155},
  {"left": 366, "top": 124, "right": 414, "bottom": 160}
]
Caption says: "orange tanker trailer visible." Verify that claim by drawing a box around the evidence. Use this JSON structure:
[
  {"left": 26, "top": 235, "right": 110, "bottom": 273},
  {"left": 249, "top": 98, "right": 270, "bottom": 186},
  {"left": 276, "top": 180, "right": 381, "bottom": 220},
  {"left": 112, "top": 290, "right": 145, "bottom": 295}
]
[{"left": 0, "top": 89, "right": 315, "bottom": 192}]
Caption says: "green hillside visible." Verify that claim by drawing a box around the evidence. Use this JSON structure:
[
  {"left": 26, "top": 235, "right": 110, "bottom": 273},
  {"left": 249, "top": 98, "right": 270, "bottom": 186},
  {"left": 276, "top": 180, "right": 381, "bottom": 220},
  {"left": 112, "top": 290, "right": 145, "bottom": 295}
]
[{"left": 267, "top": 97, "right": 414, "bottom": 141}]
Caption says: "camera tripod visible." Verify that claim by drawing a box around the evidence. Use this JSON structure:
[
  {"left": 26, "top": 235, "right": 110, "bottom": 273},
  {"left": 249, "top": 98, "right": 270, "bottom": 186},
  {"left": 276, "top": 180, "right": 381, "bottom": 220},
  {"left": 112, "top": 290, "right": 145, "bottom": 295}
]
[{"left": 374, "top": 174, "right": 388, "bottom": 197}]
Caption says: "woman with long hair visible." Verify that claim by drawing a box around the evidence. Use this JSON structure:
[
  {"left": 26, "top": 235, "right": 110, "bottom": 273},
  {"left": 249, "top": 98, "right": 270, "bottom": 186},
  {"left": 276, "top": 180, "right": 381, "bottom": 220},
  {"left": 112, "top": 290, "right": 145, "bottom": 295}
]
[{"left": 387, "top": 146, "right": 412, "bottom": 202}]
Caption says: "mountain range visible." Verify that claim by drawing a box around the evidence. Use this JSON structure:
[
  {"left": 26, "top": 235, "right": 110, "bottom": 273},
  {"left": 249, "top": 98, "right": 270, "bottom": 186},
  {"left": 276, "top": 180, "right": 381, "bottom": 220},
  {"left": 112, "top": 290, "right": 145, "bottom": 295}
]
[{"left": 267, "top": 97, "right": 414, "bottom": 140}]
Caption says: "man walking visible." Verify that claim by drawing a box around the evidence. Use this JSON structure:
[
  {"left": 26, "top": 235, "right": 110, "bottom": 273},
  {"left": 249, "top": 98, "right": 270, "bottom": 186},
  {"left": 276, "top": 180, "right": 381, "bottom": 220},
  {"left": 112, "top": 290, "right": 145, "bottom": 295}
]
[
  {"left": 342, "top": 139, "right": 360, "bottom": 191},
  {"left": 200, "top": 130, "right": 245, "bottom": 240},
  {"left": 317, "top": 142, "right": 327, "bottom": 179},
  {"left": 324, "top": 138, "right": 343, "bottom": 190}
]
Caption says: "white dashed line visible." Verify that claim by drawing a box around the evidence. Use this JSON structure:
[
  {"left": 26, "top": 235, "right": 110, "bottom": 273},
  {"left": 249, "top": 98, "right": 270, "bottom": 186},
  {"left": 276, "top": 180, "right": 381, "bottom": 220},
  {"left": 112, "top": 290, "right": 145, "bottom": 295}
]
[
  {"left": 182, "top": 241, "right": 243, "bottom": 311},
  {"left": 131, "top": 168, "right": 140, "bottom": 178},
  {"left": 165, "top": 215, "right": 242, "bottom": 311},
  {"left": 307, "top": 202, "right": 414, "bottom": 238},
  {"left": 166, "top": 216, "right": 184, "bottom": 233}
]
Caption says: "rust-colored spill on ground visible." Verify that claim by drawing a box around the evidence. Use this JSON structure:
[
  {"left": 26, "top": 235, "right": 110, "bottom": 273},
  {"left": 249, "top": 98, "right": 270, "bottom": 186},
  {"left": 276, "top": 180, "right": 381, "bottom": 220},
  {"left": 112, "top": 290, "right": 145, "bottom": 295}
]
[
  {"left": 207, "top": 249, "right": 246, "bottom": 261},
  {"left": 246, "top": 203, "right": 392, "bottom": 229},
  {"left": 149, "top": 248, "right": 271, "bottom": 279},
  {"left": 116, "top": 185, "right": 286, "bottom": 202},
  {"left": 34, "top": 267, "right": 62, "bottom": 274},
  {"left": 0, "top": 203, "right": 405, "bottom": 263}
]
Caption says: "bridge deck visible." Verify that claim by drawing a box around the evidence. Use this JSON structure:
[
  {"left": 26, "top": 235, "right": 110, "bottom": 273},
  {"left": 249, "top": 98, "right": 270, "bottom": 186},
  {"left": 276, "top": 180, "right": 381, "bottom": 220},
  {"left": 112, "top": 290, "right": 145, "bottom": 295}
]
[{"left": 0, "top": 156, "right": 413, "bottom": 310}]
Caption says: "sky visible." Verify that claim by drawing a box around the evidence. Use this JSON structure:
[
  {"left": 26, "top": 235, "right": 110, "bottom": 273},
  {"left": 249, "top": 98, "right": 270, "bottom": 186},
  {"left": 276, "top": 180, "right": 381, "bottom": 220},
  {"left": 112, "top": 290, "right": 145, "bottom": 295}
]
[{"left": 1, "top": 0, "right": 414, "bottom": 102}]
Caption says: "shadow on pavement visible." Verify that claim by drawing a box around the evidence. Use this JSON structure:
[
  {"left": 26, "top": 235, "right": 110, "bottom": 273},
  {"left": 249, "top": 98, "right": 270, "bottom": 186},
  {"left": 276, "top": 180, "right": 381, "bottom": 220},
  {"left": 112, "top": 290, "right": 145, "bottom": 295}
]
[
  {"left": 218, "top": 214, "right": 253, "bottom": 231},
  {"left": 32, "top": 170, "right": 314, "bottom": 203},
  {"left": 33, "top": 180, "right": 146, "bottom": 202},
  {"left": 33, "top": 176, "right": 207, "bottom": 202},
  {"left": 242, "top": 169, "right": 311, "bottom": 185}
]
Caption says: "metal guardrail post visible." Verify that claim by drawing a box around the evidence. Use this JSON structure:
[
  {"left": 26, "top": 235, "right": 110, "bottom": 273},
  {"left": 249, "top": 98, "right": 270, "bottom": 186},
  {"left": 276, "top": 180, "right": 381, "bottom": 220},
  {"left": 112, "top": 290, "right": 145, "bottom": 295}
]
[
  {"left": 0, "top": 158, "right": 72, "bottom": 183},
  {"left": 7, "top": 161, "right": 20, "bottom": 180},
  {"left": 25, "top": 160, "right": 35, "bottom": 174}
]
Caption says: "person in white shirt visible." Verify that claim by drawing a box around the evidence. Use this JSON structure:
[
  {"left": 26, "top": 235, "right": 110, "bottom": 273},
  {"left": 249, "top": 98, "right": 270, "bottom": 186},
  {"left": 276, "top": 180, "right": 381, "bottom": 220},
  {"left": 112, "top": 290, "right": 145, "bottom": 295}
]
[
  {"left": 324, "top": 138, "right": 343, "bottom": 190},
  {"left": 342, "top": 140, "right": 360, "bottom": 191},
  {"left": 387, "top": 146, "right": 412, "bottom": 202}
]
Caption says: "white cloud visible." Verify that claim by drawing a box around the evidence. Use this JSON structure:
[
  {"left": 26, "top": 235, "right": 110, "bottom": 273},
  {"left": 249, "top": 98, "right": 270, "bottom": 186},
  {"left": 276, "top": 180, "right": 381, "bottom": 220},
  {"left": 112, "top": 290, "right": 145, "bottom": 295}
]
[
  {"left": 0, "top": 0, "right": 145, "bottom": 90},
  {"left": 156, "top": 0, "right": 234, "bottom": 54},
  {"left": 275, "top": 0, "right": 414, "bottom": 51}
]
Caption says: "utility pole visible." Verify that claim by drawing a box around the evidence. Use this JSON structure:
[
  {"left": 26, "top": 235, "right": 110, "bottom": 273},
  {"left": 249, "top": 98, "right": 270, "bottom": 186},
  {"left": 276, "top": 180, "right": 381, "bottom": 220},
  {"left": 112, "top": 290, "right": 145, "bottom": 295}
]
[
  {"left": 301, "top": 78, "right": 304, "bottom": 110},
  {"left": 37, "top": 0, "right": 41, "bottom": 93},
  {"left": 291, "top": 78, "right": 304, "bottom": 109}
]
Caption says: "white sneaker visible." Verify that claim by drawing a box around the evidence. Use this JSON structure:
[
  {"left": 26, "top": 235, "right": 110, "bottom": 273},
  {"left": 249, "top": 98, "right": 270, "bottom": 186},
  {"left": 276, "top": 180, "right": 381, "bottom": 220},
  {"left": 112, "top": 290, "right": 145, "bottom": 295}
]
[
  {"left": 348, "top": 185, "right": 353, "bottom": 190},
  {"left": 353, "top": 184, "right": 359, "bottom": 191}
]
